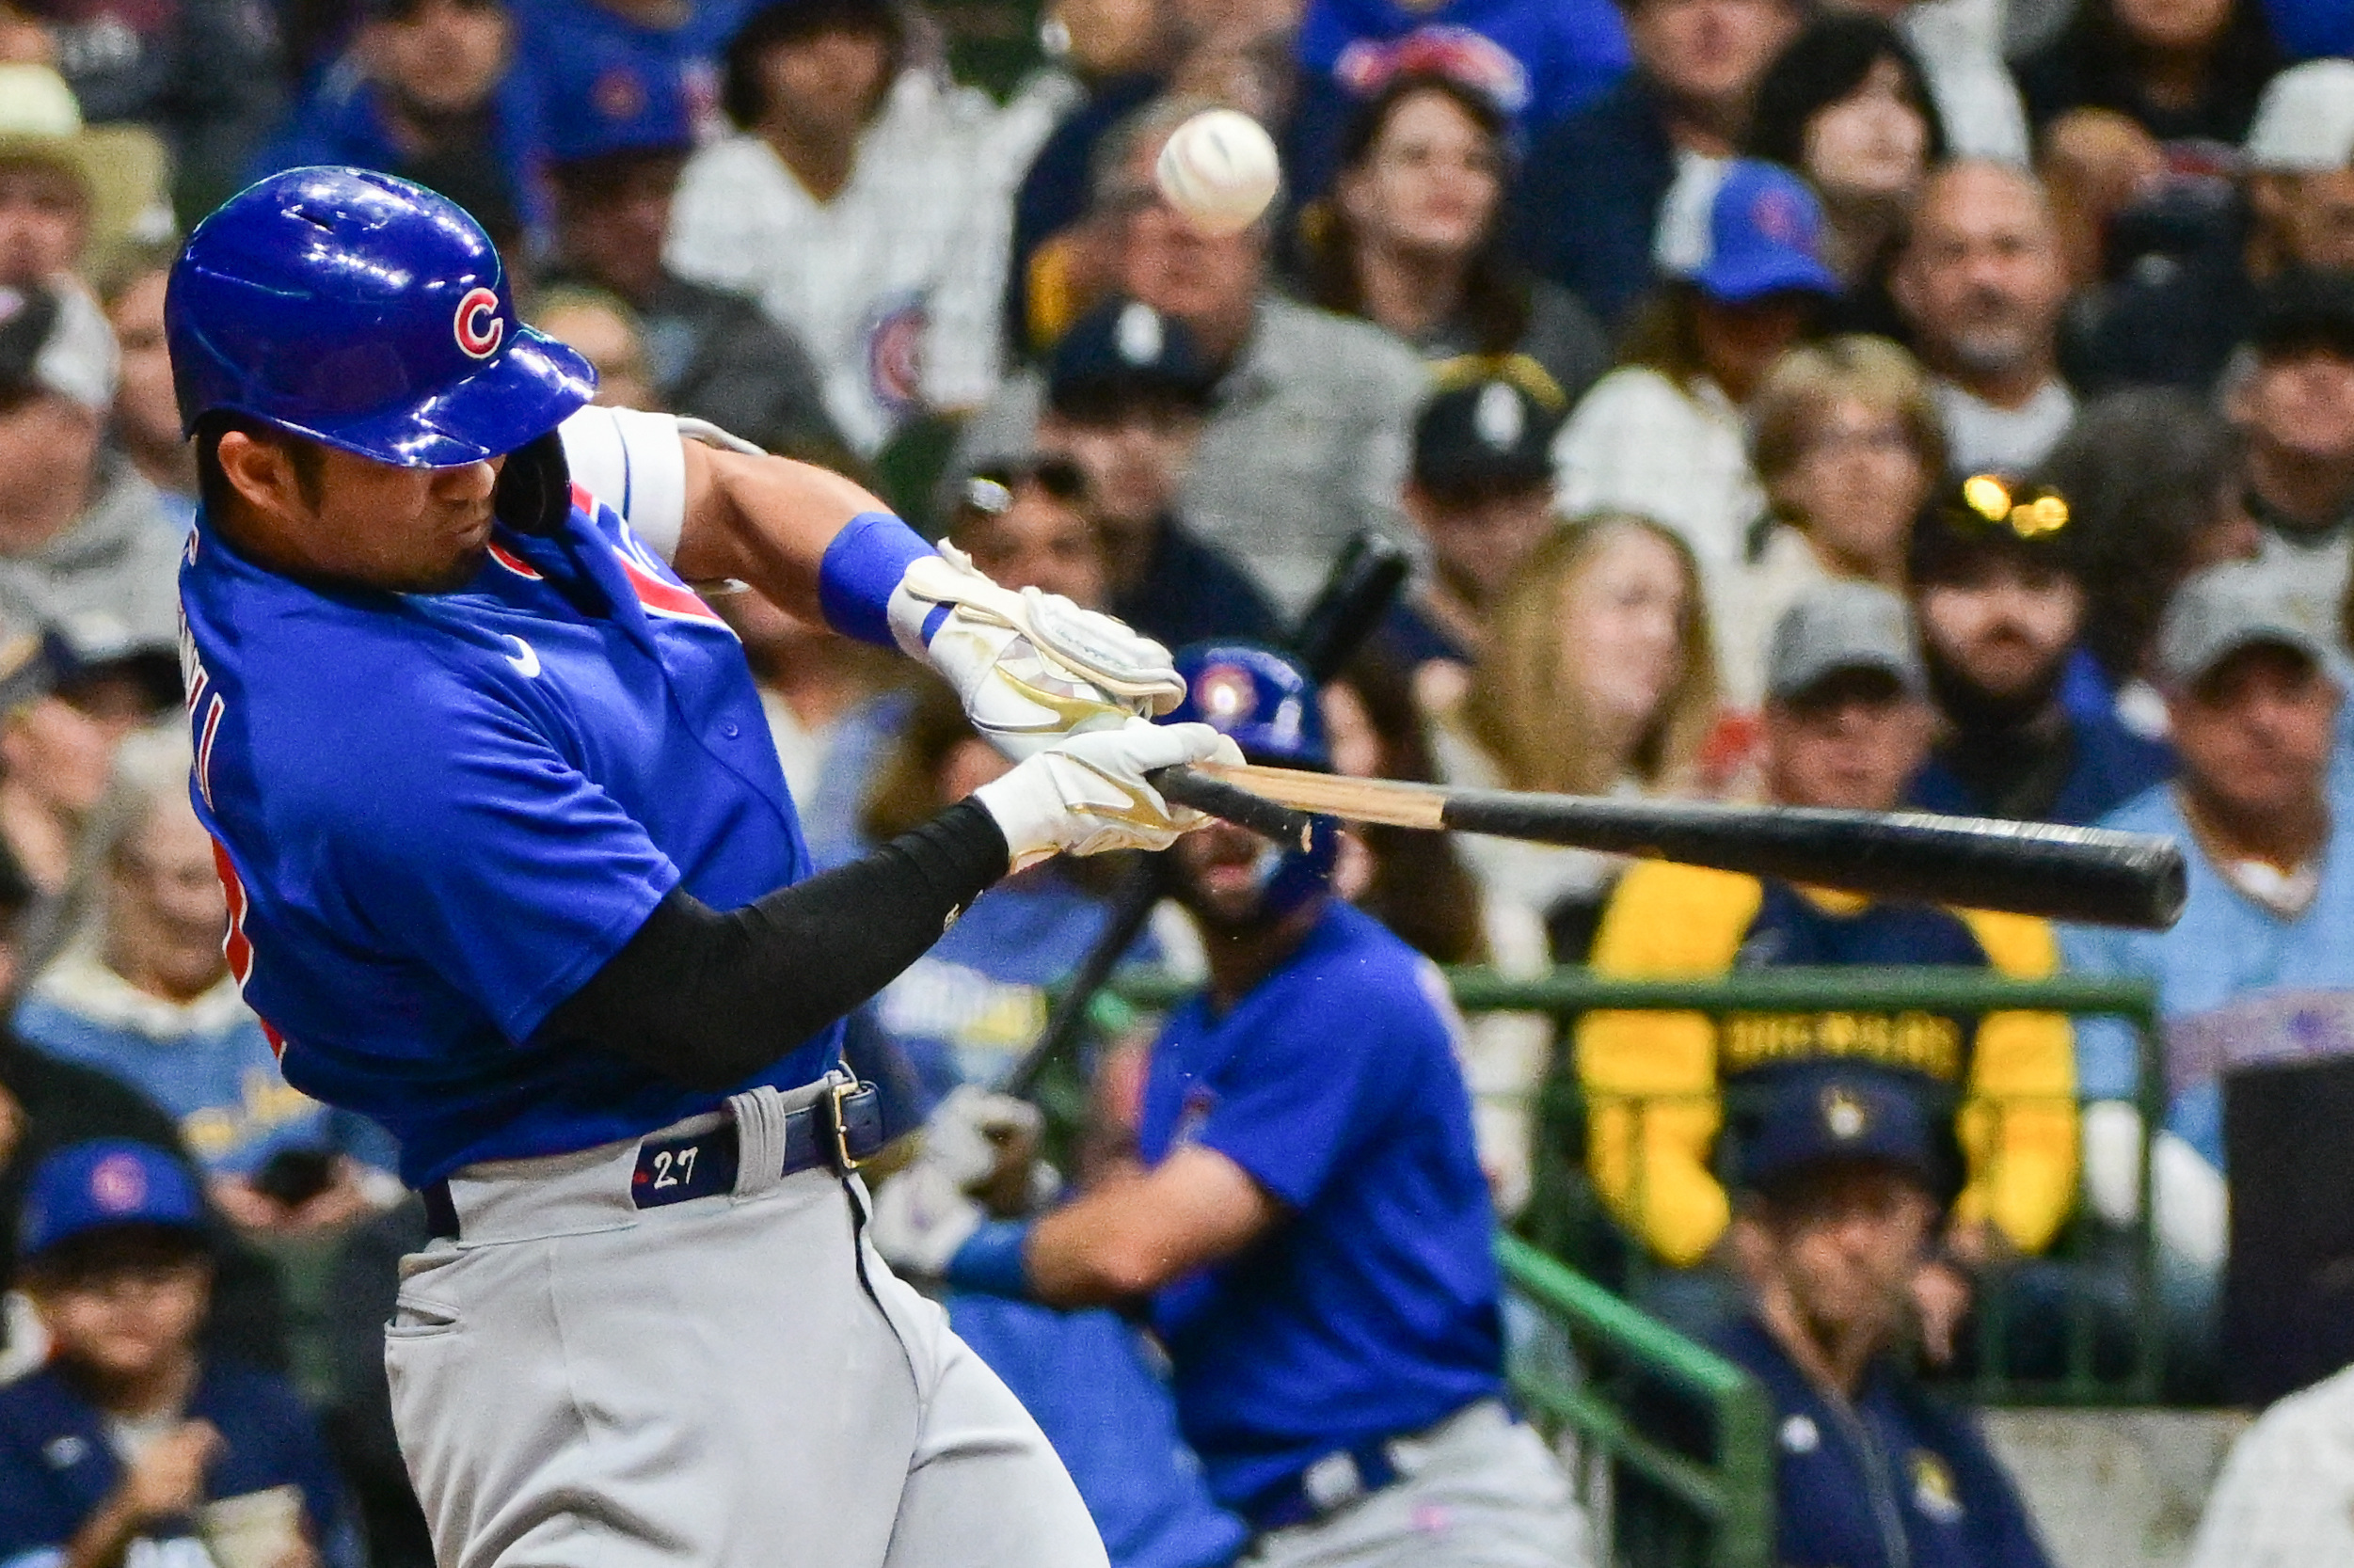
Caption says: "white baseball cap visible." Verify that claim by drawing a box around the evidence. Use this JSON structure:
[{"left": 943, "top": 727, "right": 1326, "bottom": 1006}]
[{"left": 2245, "top": 58, "right": 2354, "bottom": 173}]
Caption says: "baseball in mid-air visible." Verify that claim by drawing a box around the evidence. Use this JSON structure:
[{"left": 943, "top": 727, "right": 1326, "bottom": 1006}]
[{"left": 1155, "top": 109, "right": 1281, "bottom": 236}]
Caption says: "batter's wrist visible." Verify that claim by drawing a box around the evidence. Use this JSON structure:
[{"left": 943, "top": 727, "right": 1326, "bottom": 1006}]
[
  {"left": 818, "top": 512, "right": 935, "bottom": 648},
  {"left": 944, "top": 1219, "right": 1035, "bottom": 1298}
]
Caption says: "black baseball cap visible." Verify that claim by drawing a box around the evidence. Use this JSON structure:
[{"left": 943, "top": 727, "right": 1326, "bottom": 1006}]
[
  {"left": 1410, "top": 370, "right": 1565, "bottom": 503},
  {"left": 1044, "top": 300, "right": 1217, "bottom": 420},
  {"left": 1737, "top": 1067, "right": 1961, "bottom": 1204},
  {"left": 2251, "top": 269, "right": 2354, "bottom": 361},
  {"left": 1909, "top": 473, "right": 2079, "bottom": 586}
]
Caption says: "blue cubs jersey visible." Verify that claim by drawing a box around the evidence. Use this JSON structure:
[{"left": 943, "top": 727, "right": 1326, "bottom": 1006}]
[
  {"left": 1137, "top": 901, "right": 1503, "bottom": 1507},
  {"left": 178, "top": 483, "right": 837, "bottom": 1188}
]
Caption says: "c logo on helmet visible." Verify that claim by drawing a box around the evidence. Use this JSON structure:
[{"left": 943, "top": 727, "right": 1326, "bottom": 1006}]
[{"left": 454, "top": 287, "right": 504, "bottom": 359}]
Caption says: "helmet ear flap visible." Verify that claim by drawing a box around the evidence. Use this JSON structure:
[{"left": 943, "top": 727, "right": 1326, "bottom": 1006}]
[{"left": 493, "top": 430, "right": 571, "bottom": 536}]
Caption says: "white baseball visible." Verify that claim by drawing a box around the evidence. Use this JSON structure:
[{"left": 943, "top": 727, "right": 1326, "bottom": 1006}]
[{"left": 1155, "top": 109, "right": 1281, "bottom": 237}]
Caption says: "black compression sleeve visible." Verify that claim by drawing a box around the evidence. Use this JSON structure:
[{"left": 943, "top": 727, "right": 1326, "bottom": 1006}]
[{"left": 539, "top": 800, "right": 1010, "bottom": 1091}]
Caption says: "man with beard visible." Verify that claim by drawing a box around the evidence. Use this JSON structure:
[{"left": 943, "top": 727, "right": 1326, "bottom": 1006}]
[
  {"left": 872, "top": 642, "right": 1590, "bottom": 1568},
  {"left": 1905, "top": 473, "right": 2172, "bottom": 826},
  {"left": 1892, "top": 162, "right": 2076, "bottom": 475}
]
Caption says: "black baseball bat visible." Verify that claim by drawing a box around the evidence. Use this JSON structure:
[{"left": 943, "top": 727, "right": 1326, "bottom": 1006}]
[{"left": 1002, "top": 531, "right": 1411, "bottom": 1098}]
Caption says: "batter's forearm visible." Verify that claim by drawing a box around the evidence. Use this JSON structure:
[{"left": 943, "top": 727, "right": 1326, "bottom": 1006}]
[
  {"left": 669, "top": 441, "right": 909, "bottom": 626},
  {"left": 541, "top": 801, "right": 1010, "bottom": 1091}
]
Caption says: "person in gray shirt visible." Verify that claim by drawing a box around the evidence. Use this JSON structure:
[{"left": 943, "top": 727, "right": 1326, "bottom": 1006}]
[{"left": 957, "top": 95, "right": 1428, "bottom": 615}]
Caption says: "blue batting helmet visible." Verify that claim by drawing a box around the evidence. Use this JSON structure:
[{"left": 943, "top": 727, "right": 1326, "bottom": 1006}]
[
  {"left": 1164, "top": 643, "right": 1339, "bottom": 915},
  {"left": 167, "top": 167, "right": 595, "bottom": 467}
]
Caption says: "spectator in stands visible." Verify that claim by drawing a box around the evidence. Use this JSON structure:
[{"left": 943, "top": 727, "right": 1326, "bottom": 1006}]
[
  {"left": 1032, "top": 298, "right": 1284, "bottom": 647},
  {"left": 1708, "top": 1070, "right": 2057, "bottom": 1568},
  {"left": 0, "top": 282, "right": 180, "bottom": 650},
  {"left": 980, "top": 95, "right": 1427, "bottom": 613},
  {"left": 1513, "top": 0, "right": 1800, "bottom": 327},
  {"left": 948, "top": 456, "right": 1108, "bottom": 610},
  {"left": 1288, "top": 0, "right": 1631, "bottom": 201},
  {"left": 0, "top": 1141, "right": 353, "bottom": 1567},
  {"left": 2, "top": 0, "right": 279, "bottom": 219},
  {"left": 2065, "top": 59, "right": 2354, "bottom": 396},
  {"left": 533, "top": 285, "right": 659, "bottom": 412},
  {"left": 1553, "top": 157, "right": 1838, "bottom": 607},
  {"left": 1392, "top": 363, "right": 1566, "bottom": 670},
  {"left": 248, "top": 0, "right": 541, "bottom": 249},
  {"left": 1581, "top": 581, "right": 2077, "bottom": 1340},
  {"left": 539, "top": 71, "right": 842, "bottom": 459},
  {"left": 1815, "top": 0, "right": 2028, "bottom": 164},
  {"left": 17, "top": 732, "right": 394, "bottom": 1231},
  {"left": 2017, "top": 0, "right": 2282, "bottom": 149},
  {"left": 1906, "top": 473, "right": 2173, "bottom": 824},
  {"left": 1892, "top": 162, "right": 2076, "bottom": 477},
  {"left": 2233, "top": 271, "right": 2354, "bottom": 633},
  {"left": 510, "top": 0, "right": 739, "bottom": 150},
  {"left": 0, "top": 623, "right": 177, "bottom": 901},
  {"left": 1431, "top": 514, "right": 1720, "bottom": 935},
  {"left": 0, "top": 66, "right": 172, "bottom": 293},
  {"left": 1298, "top": 71, "right": 1610, "bottom": 404},
  {"left": 2036, "top": 389, "right": 2253, "bottom": 703},
  {"left": 99, "top": 251, "right": 193, "bottom": 537},
  {"left": 2064, "top": 562, "right": 2354, "bottom": 1383},
  {"left": 1723, "top": 334, "right": 1943, "bottom": 716},
  {"left": 1741, "top": 15, "right": 1943, "bottom": 341},
  {"left": 667, "top": 0, "right": 1005, "bottom": 455}
]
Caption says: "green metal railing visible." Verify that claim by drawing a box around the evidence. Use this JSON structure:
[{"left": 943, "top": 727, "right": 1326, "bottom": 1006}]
[{"left": 1099, "top": 965, "right": 2167, "bottom": 1567}]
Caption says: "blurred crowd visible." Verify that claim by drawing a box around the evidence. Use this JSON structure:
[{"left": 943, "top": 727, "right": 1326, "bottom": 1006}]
[{"left": 0, "top": 0, "right": 2344, "bottom": 1558}]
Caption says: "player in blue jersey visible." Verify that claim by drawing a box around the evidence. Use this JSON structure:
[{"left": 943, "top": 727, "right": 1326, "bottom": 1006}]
[
  {"left": 164, "top": 166, "right": 1240, "bottom": 1568},
  {"left": 874, "top": 644, "right": 1591, "bottom": 1567}
]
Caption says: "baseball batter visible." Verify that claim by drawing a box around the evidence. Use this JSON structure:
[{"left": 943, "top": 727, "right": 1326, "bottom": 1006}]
[{"left": 165, "top": 166, "right": 1236, "bottom": 1568}]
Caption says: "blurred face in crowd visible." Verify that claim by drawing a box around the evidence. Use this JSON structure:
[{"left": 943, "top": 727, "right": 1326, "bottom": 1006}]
[
  {"left": 367, "top": 0, "right": 511, "bottom": 116},
  {"left": 106, "top": 268, "right": 182, "bottom": 465},
  {"left": 2265, "top": 171, "right": 2354, "bottom": 275},
  {"left": 0, "top": 159, "right": 85, "bottom": 285},
  {"left": 1777, "top": 398, "right": 1931, "bottom": 575},
  {"left": 1694, "top": 292, "right": 1814, "bottom": 404},
  {"left": 1916, "top": 553, "right": 2084, "bottom": 705},
  {"left": 554, "top": 155, "right": 685, "bottom": 302},
  {"left": 1764, "top": 667, "right": 1932, "bottom": 811},
  {"left": 106, "top": 790, "right": 231, "bottom": 1004},
  {"left": 1805, "top": 55, "right": 1932, "bottom": 208},
  {"left": 538, "top": 297, "right": 657, "bottom": 413},
  {"left": 1625, "top": 0, "right": 1797, "bottom": 117},
  {"left": 1408, "top": 483, "right": 1555, "bottom": 606},
  {"left": 2169, "top": 643, "right": 2340, "bottom": 827},
  {"left": 1750, "top": 1163, "right": 1937, "bottom": 1360},
  {"left": 30, "top": 1234, "right": 211, "bottom": 1386},
  {"left": 1562, "top": 523, "right": 1691, "bottom": 735},
  {"left": 1036, "top": 400, "right": 1204, "bottom": 539},
  {"left": 1117, "top": 138, "right": 1264, "bottom": 346},
  {"left": 2108, "top": 0, "right": 2234, "bottom": 53},
  {"left": 2233, "top": 345, "right": 2354, "bottom": 469},
  {"left": 0, "top": 678, "right": 158, "bottom": 820},
  {"left": 755, "top": 25, "right": 895, "bottom": 146},
  {"left": 1051, "top": 0, "right": 1164, "bottom": 76},
  {"left": 0, "top": 388, "right": 102, "bottom": 553},
  {"left": 952, "top": 478, "right": 1107, "bottom": 608},
  {"left": 1894, "top": 165, "right": 2069, "bottom": 386},
  {"left": 1337, "top": 87, "right": 1503, "bottom": 266}
]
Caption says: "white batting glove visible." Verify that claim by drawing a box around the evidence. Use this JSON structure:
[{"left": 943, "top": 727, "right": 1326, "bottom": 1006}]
[
  {"left": 867, "top": 1089, "right": 1053, "bottom": 1277},
  {"left": 972, "top": 720, "right": 1243, "bottom": 872},
  {"left": 886, "top": 543, "right": 1185, "bottom": 760},
  {"left": 923, "top": 1085, "right": 1044, "bottom": 1187},
  {"left": 867, "top": 1160, "right": 986, "bottom": 1278}
]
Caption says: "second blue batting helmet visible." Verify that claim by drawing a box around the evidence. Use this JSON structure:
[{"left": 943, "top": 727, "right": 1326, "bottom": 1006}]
[
  {"left": 167, "top": 167, "right": 595, "bottom": 467},
  {"left": 1164, "top": 643, "right": 1339, "bottom": 915}
]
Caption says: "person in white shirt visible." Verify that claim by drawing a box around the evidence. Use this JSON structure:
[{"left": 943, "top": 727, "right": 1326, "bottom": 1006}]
[
  {"left": 665, "top": 0, "right": 1017, "bottom": 453},
  {"left": 1891, "top": 160, "right": 2076, "bottom": 474},
  {"left": 2232, "top": 272, "right": 2354, "bottom": 640},
  {"left": 1552, "top": 156, "right": 1838, "bottom": 619}
]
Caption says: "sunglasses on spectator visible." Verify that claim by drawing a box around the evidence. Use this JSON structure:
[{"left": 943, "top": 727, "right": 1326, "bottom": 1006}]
[
  {"left": 1946, "top": 475, "right": 2070, "bottom": 541},
  {"left": 960, "top": 458, "right": 1090, "bottom": 519}
]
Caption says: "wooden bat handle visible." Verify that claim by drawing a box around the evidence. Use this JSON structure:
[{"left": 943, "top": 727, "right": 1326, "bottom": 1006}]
[{"left": 1151, "top": 765, "right": 1313, "bottom": 847}]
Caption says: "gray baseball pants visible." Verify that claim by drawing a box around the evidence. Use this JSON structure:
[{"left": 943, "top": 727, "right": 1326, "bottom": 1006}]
[
  {"left": 1240, "top": 1402, "right": 1592, "bottom": 1568},
  {"left": 383, "top": 1084, "right": 1108, "bottom": 1568}
]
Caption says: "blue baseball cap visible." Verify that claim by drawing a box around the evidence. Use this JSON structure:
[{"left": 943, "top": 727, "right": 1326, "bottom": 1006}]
[
  {"left": 20, "top": 1141, "right": 206, "bottom": 1261},
  {"left": 1736, "top": 1069, "right": 1959, "bottom": 1201},
  {"left": 1655, "top": 158, "right": 1838, "bottom": 306},
  {"left": 542, "top": 58, "right": 694, "bottom": 168}
]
